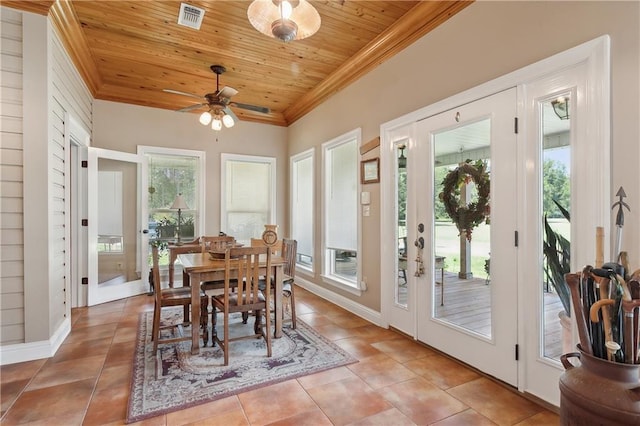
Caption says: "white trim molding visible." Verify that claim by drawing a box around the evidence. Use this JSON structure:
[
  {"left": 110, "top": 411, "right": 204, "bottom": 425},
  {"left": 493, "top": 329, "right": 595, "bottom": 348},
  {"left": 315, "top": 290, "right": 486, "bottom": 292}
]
[
  {"left": 0, "top": 318, "right": 70, "bottom": 365},
  {"left": 295, "top": 275, "right": 382, "bottom": 326}
]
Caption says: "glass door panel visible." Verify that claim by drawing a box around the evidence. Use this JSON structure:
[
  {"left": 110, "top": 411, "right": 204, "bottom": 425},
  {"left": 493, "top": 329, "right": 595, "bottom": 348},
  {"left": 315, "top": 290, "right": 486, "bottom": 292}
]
[
  {"left": 541, "top": 95, "right": 571, "bottom": 361},
  {"left": 88, "top": 148, "right": 148, "bottom": 306},
  {"left": 433, "top": 119, "right": 492, "bottom": 338},
  {"left": 396, "top": 144, "right": 408, "bottom": 307}
]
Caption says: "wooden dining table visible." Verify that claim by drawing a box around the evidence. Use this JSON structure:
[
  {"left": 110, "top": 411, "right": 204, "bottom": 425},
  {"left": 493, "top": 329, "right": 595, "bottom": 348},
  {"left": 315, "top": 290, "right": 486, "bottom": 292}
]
[
  {"left": 167, "top": 239, "right": 202, "bottom": 287},
  {"left": 178, "top": 252, "right": 286, "bottom": 354}
]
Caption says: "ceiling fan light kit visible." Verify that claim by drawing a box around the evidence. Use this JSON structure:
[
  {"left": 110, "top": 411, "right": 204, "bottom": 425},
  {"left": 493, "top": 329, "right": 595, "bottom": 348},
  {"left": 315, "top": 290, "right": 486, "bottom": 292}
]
[
  {"left": 247, "top": 0, "right": 321, "bottom": 42},
  {"left": 199, "top": 111, "right": 212, "bottom": 125},
  {"left": 164, "top": 64, "right": 268, "bottom": 132},
  {"left": 222, "top": 114, "right": 235, "bottom": 128}
]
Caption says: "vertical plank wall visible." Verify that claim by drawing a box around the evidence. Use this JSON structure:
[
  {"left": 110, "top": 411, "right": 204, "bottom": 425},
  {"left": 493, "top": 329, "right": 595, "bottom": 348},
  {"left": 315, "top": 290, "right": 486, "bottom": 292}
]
[
  {"left": 0, "top": 7, "right": 26, "bottom": 345},
  {"left": 47, "top": 29, "right": 92, "bottom": 333},
  {"left": 0, "top": 6, "right": 92, "bottom": 349}
]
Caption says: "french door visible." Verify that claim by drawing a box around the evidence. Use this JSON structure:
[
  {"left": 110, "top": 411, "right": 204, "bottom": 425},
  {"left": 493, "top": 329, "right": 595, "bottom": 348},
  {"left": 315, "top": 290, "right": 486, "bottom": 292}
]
[
  {"left": 382, "top": 36, "right": 610, "bottom": 405},
  {"left": 383, "top": 89, "right": 519, "bottom": 385},
  {"left": 87, "top": 148, "right": 149, "bottom": 305},
  {"left": 415, "top": 88, "right": 518, "bottom": 385}
]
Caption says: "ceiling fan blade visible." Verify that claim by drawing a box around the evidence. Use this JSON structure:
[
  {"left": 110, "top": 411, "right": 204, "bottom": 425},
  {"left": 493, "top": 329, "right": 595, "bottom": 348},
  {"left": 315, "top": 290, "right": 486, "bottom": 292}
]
[
  {"left": 176, "top": 103, "right": 207, "bottom": 112},
  {"left": 163, "top": 88, "right": 204, "bottom": 100},
  {"left": 218, "top": 86, "right": 239, "bottom": 99},
  {"left": 230, "top": 102, "right": 270, "bottom": 114}
]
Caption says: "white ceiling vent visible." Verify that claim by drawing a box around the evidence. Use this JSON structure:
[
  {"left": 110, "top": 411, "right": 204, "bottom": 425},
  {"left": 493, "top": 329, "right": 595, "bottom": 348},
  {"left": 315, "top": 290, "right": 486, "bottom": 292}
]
[{"left": 177, "top": 3, "right": 205, "bottom": 30}]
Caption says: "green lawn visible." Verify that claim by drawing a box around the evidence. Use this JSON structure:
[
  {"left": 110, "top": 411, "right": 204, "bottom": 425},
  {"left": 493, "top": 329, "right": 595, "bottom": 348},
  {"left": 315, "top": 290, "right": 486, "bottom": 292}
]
[
  {"left": 428, "top": 218, "right": 569, "bottom": 278},
  {"left": 434, "top": 221, "right": 490, "bottom": 278}
]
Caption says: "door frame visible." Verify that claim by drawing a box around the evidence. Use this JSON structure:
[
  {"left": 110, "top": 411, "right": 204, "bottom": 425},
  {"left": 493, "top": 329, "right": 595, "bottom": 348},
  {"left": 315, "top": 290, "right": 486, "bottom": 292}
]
[
  {"left": 380, "top": 35, "right": 610, "bottom": 405},
  {"left": 68, "top": 114, "right": 90, "bottom": 308}
]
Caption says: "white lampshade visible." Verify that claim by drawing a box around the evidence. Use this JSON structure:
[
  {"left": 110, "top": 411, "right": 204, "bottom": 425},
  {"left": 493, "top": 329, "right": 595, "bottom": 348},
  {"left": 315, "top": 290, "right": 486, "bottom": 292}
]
[
  {"left": 170, "top": 193, "right": 189, "bottom": 210},
  {"left": 211, "top": 118, "right": 223, "bottom": 131},
  {"left": 222, "top": 114, "right": 235, "bottom": 128},
  {"left": 247, "top": 0, "right": 321, "bottom": 42},
  {"left": 199, "top": 111, "right": 212, "bottom": 125}
]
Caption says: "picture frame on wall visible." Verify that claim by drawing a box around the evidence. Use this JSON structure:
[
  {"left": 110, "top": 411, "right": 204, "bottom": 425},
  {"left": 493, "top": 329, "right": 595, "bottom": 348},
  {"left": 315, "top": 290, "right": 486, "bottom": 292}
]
[{"left": 361, "top": 158, "right": 380, "bottom": 184}]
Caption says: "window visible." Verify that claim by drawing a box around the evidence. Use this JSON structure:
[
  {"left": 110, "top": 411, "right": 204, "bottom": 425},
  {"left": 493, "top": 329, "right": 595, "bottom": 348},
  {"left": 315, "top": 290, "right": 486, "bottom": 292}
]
[
  {"left": 138, "top": 146, "right": 206, "bottom": 265},
  {"left": 221, "top": 154, "right": 276, "bottom": 244},
  {"left": 290, "top": 149, "right": 314, "bottom": 272},
  {"left": 322, "top": 129, "right": 361, "bottom": 291}
]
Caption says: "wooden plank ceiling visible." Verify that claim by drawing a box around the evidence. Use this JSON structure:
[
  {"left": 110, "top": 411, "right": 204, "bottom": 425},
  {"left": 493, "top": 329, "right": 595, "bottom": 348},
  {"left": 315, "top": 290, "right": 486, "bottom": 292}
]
[{"left": 4, "top": 0, "right": 472, "bottom": 127}]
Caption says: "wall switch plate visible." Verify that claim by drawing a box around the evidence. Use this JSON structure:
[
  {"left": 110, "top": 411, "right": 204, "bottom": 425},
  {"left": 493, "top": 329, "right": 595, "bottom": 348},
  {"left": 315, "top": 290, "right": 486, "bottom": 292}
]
[{"left": 361, "top": 191, "right": 370, "bottom": 205}]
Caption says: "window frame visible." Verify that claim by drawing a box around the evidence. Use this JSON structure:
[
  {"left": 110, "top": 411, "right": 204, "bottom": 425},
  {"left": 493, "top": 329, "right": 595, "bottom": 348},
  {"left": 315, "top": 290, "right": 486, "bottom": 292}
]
[
  {"left": 137, "top": 145, "right": 206, "bottom": 245},
  {"left": 290, "top": 148, "right": 315, "bottom": 274},
  {"left": 321, "top": 128, "right": 362, "bottom": 295}
]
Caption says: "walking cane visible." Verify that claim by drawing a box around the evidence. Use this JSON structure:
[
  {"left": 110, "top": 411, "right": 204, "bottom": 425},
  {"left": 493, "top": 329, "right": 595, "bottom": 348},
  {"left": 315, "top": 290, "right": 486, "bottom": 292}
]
[
  {"left": 590, "top": 298, "right": 615, "bottom": 361},
  {"left": 566, "top": 272, "right": 593, "bottom": 355}
]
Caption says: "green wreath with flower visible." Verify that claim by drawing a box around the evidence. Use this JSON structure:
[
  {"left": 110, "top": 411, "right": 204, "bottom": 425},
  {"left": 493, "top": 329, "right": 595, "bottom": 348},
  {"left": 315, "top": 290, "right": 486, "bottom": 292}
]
[{"left": 439, "top": 159, "right": 490, "bottom": 242}]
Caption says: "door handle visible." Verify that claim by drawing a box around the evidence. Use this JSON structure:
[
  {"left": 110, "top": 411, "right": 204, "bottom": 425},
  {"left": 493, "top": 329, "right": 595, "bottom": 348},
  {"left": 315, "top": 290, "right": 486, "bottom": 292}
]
[
  {"left": 414, "top": 237, "right": 425, "bottom": 277},
  {"left": 142, "top": 229, "right": 149, "bottom": 234}
]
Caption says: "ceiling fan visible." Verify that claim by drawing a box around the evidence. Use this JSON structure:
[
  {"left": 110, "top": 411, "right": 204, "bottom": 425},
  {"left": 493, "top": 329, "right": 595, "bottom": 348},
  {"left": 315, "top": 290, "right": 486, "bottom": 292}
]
[{"left": 164, "top": 65, "right": 270, "bottom": 130}]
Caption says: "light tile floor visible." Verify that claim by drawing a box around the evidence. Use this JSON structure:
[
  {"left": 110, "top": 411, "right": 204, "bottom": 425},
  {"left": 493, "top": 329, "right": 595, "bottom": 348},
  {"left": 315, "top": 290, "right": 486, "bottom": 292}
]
[{"left": 1, "top": 287, "right": 559, "bottom": 425}]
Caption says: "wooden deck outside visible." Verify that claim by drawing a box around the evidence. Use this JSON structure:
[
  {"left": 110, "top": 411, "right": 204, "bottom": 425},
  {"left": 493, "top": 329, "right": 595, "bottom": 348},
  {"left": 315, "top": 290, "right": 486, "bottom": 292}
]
[{"left": 399, "top": 271, "right": 565, "bottom": 360}]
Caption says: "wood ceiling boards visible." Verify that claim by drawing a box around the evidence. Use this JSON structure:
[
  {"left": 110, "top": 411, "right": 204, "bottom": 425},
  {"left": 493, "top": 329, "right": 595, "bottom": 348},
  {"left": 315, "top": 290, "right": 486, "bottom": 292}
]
[{"left": 4, "top": 0, "right": 472, "bottom": 126}]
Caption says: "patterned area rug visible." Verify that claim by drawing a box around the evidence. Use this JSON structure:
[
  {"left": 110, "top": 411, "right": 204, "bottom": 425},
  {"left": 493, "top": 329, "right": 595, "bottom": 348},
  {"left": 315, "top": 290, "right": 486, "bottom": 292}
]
[{"left": 126, "top": 308, "right": 357, "bottom": 423}]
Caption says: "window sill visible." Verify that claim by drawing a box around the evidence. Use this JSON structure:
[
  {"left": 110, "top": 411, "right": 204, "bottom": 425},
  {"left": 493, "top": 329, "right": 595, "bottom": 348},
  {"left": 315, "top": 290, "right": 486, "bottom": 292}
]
[
  {"left": 297, "top": 264, "right": 314, "bottom": 275},
  {"left": 321, "top": 275, "right": 362, "bottom": 296}
]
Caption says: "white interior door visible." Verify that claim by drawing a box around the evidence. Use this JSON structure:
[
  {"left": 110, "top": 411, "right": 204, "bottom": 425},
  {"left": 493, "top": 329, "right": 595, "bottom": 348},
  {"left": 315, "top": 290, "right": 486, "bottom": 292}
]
[
  {"left": 87, "top": 148, "right": 149, "bottom": 306},
  {"left": 415, "top": 88, "right": 518, "bottom": 386}
]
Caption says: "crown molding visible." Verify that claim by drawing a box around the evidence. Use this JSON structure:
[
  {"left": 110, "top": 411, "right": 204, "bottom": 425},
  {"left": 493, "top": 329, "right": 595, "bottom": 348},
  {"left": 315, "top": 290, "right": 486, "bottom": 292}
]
[{"left": 283, "top": 1, "right": 473, "bottom": 125}]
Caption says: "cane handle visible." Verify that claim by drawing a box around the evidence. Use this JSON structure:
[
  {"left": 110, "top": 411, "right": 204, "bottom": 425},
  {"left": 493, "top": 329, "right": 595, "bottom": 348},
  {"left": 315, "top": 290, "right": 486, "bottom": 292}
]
[{"left": 589, "top": 299, "right": 615, "bottom": 322}]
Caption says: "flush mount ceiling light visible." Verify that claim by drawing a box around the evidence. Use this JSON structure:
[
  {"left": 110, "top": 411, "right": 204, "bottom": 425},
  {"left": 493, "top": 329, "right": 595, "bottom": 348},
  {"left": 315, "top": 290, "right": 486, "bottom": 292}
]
[{"left": 247, "top": 0, "right": 321, "bottom": 42}]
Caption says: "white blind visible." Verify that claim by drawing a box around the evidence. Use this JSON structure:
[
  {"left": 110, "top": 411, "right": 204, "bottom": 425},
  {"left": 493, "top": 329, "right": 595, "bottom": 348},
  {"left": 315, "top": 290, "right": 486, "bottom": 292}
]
[
  {"left": 226, "top": 161, "right": 270, "bottom": 212},
  {"left": 325, "top": 139, "right": 357, "bottom": 251},
  {"left": 223, "top": 157, "right": 274, "bottom": 241},
  {"left": 292, "top": 154, "right": 313, "bottom": 258}
]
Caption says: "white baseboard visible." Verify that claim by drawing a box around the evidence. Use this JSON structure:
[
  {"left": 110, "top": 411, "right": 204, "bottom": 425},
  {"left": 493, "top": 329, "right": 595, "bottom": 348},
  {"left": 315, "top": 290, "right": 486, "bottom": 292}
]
[
  {"left": 0, "top": 317, "right": 71, "bottom": 365},
  {"left": 295, "top": 276, "right": 383, "bottom": 327}
]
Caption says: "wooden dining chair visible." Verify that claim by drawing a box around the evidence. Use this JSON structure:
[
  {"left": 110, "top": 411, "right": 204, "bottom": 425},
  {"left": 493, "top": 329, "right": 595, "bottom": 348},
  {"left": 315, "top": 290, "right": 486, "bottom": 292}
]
[
  {"left": 250, "top": 237, "right": 297, "bottom": 329},
  {"left": 197, "top": 235, "right": 237, "bottom": 294},
  {"left": 281, "top": 238, "right": 298, "bottom": 329},
  {"left": 200, "top": 235, "right": 236, "bottom": 252},
  {"left": 210, "top": 246, "right": 272, "bottom": 366},
  {"left": 250, "top": 237, "right": 283, "bottom": 255},
  {"left": 151, "top": 245, "right": 209, "bottom": 352}
]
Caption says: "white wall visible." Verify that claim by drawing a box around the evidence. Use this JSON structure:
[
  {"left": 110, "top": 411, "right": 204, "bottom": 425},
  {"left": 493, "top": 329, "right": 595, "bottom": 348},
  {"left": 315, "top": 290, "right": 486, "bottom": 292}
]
[
  {"left": 288, "top": 1, "right": 640, "bottom": 311},
  {"left": 92, "top": 101, "right": 289, "bottom": 236}
]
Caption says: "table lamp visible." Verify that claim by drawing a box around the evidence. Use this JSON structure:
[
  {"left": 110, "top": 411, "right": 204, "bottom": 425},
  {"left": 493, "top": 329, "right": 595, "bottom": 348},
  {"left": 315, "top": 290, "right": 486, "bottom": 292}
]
[{"left": 170, "top": 193, "right": 189, "bottom": 245}]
